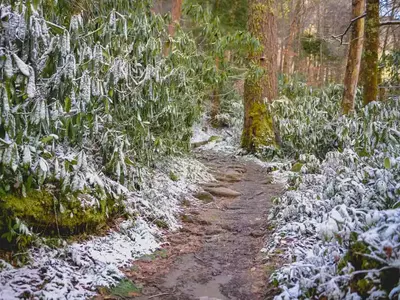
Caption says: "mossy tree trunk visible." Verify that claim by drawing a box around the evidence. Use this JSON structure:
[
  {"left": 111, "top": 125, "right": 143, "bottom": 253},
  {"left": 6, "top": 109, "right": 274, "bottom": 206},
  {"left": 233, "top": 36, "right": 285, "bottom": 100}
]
[
  {"left": 342, "top": 0, "right": 365, "bottom": 114},
  {"left": 241, "top": 0, "right": 278, "bottom": 152},
  {"left": 362, "top": 0, "right": 380, "bottom": 105}
]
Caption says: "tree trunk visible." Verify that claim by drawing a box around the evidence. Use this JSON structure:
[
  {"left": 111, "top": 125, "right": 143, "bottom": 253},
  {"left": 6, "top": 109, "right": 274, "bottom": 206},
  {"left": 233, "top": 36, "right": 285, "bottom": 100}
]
[
  {"left": 342, "top": 0, "right": 365, "bottom": 114},
  {"left": 164, "top": 0, "right": 183, "bottom": 55},
  {"left": 168, "top": 0, "right": 183, "bottom": 37},
  {"left": 379, "top": 5, "right": 395, "bottom": 101},
  {"left": 211, "top": 0, "right": 222, "bottom": 126},
  {"left": 283, "top": 0, "right": 302, "bottom": 75},
  {"left": 363, "top": 0, "right": 379, "bottom": 105},
  {"left": 242, "top": 0, "right": 278, "bottom": 152}
]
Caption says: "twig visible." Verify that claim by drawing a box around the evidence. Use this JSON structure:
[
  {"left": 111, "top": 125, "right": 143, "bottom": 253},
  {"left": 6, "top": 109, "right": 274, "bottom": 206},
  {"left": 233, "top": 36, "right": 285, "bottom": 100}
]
[
  {"left": 380, "top": 20, "right": 400, "bottom": 26},
  {"left": 148, "top": 292, "right": 170, "bottom": 299},
  {"left": 332, "top": 13, "right": 366, "bottom": 45}
]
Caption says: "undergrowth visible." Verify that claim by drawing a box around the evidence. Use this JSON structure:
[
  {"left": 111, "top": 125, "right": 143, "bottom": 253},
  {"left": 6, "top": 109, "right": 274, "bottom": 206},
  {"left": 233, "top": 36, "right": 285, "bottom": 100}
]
[
  {"left": 0, "top": 0, "right": 253, "bottom": 254},
  {"left": 268, "top": 79, "right": 400, "bottom": 299}
]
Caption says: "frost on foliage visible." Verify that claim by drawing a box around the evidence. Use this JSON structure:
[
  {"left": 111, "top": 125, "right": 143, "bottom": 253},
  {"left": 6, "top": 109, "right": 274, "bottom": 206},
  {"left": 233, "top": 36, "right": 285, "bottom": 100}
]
[
  {"left": 27, "top": 67, "right": 36, "bottom": 98},
  {"left": 0, "top": 155, "right": 213, "bottom": 299},
  {"left": 0, "top": 0, "right": 202, "bottom": 207},
  {"left": 4, "top": 54, "right": 13, "bottom": 78},
  {"left": 0, "top": 219, "right": 158, "bottom": 300},
  {"left": 269, "top": 97, "right": 400, "bottom": 299},
  {"left": 12, "top": 53, "right": 30, "bottom": 76},
  {"left": 0, "top": 1, "right": 212, "bottom": 298},
  {"left": 126, "top": 156, "right": 214, "bottom": 229}
]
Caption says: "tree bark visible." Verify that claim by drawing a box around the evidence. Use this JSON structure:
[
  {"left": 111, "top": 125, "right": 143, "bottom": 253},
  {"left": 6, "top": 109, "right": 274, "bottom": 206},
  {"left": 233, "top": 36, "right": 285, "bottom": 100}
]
[
  {"left": 242, "top": 0, "right": 278, "bottom": 152},
  {"left": 168, "top": 0, "right": 183, "bottom": 37},
  {"left": 164, "top": 0, "right": 183, "bottom": 56},
  {"left": 342, "top": 0, "right": 365, "bottom": 114},
  {"left": 363, "top": 0, "right": 380, "bottom": 105}
]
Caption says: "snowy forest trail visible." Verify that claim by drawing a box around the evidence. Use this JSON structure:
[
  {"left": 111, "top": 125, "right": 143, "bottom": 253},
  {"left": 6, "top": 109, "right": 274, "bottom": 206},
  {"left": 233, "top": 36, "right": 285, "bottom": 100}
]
[{"left": 125, "top": 150, "right": 284, "bottom": 300}]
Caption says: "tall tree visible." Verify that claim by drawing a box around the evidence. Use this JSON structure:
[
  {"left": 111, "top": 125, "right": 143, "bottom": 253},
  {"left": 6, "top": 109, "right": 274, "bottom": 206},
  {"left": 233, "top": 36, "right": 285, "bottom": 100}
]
[
  {"left": 242, "top": 0, "right": 278, "bottom": 151},
  {"left": 342, "top": 0, "right": 365, "bottom": 114},
  {"left": 363, "top": 0, "right": 380, "bottom": 105}
]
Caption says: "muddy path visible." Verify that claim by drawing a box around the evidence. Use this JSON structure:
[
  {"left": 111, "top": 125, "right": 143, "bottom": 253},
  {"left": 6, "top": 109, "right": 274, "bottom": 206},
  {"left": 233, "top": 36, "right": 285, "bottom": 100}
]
[{"left": 126, "top": 150, "right": 284, "bottom": 300}]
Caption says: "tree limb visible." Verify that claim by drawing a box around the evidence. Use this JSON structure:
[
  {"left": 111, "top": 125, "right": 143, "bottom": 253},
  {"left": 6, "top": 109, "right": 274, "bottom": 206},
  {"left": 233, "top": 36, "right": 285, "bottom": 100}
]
[
  {"left": 332, "top": 13, "right": 366, "bottom": 45},
  {"left": 380, "top": 20, "right": 400, "bottom": 26},
  {"left": 333, "top": 12, "right": 400, "bottom": 45}
]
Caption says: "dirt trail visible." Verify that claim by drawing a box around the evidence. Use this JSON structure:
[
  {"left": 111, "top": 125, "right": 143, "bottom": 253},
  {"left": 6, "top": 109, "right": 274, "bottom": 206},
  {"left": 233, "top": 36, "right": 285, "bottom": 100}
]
[{"left": 127, "top": 150, "right": 283, "bottom": 300}]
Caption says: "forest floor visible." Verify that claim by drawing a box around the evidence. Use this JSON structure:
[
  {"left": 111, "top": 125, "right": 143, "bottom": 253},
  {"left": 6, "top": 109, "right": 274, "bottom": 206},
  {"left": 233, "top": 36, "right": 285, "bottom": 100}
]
[{"left": 120, "top": 149, "right": 284, "bottom": 300}]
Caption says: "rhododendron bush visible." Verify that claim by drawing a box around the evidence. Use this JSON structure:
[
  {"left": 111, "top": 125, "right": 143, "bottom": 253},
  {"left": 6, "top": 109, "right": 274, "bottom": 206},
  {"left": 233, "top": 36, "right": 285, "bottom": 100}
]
[
  {"left": 268, "top": 87, "right": 400, "bottom": 299},
  {"left": 0, "top": 0, "right": 205, "bottom": 201}
]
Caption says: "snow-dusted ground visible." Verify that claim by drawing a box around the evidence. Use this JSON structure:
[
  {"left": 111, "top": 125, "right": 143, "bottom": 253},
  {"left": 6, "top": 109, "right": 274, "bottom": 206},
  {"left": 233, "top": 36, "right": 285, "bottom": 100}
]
[{"left": 0, "top": 157, "right": 213, "bottom": 299}]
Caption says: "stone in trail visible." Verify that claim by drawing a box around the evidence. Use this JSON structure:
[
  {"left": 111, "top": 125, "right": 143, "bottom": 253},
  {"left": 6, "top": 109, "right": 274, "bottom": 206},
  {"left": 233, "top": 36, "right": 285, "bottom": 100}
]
[
  {"left": 194, "top": 191, "right": 215, "bottom": 203},
  {"left": 213, "top": 170, "right": 243, "bottom": 183},
  {"left": 203, "top": 187, "right": 241, "bottom": 198}
]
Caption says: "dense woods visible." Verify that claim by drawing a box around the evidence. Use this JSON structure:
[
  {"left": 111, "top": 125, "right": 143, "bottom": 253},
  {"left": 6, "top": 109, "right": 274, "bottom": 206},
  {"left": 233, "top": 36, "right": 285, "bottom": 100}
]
[{"left": 0, "top": 0, "right": 400, "bottom": 299}]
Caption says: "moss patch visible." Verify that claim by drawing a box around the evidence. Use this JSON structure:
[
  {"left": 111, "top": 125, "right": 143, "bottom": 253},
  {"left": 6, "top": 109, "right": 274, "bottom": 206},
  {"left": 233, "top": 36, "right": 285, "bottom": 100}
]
[
  {"left": 194, "top": 191, "right": 215, "bottom": 203},
  {"left": 109, "top": 279, "right": 142, "bottom": 298},
  {"left": 169, "top": 171, "right": 179, "bottom": 182},
  {"left": 0, "top": 190, "right": 121, "bottom": 249}
]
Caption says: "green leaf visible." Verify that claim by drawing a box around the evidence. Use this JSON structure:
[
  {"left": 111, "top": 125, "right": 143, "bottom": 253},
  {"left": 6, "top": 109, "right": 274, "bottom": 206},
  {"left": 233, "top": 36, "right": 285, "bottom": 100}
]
[
  {"left": 65, "top": 96, "right": 71, "bottom": 113},
  {"left": 45, "top": 20, "right": 65, "bottom": 35},
  {"left": 41, "top": 135, "right": 55, "bottom": 144},
  {"left": 384, "top": 157, "right": 391, "bottom": 170}
]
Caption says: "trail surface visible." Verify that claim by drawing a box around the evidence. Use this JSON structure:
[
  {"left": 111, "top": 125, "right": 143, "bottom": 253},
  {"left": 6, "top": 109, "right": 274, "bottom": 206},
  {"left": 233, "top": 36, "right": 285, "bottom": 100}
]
[{"left": 127, "top": 150, "right": 283, "bottom": 300}]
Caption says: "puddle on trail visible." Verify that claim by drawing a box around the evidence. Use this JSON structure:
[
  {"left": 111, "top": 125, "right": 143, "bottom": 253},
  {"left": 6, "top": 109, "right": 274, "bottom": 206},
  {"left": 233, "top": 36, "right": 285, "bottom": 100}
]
[{"left": 162, "top": 254, "right": 231, "bottom": 299}]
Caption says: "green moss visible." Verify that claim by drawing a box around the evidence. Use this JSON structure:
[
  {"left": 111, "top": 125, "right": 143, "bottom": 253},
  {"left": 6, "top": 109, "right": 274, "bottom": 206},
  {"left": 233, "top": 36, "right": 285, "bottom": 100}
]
[
  {"left": 355, "top": 278, "right": 374, "bottom": 296},
  {"left": 242, "top": 100, "right": 276, "bottom": 151},
  {"left": 169, "top": 171, "right": 179, "bottom": 182},
  {"left": 109, "top": 279, "right": 141, "bottom": 298},
  {"left": 194, "top": 191, "right": 214, "bottom": 203},
  {"left": 154, "top": 219, "right": 169, "bottom": 229},
  {"left": 0, "top": 190, "right": 120, "bottom": 244},
  {"left": 208, "top": 135, "right": 222, "bottom": 142}
]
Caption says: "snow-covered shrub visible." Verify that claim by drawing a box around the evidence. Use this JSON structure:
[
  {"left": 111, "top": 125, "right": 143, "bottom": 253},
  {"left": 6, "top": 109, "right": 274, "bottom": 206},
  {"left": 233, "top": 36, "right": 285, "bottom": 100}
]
[
  {"left": 0, "top": 0, "right": 221, "bottom": 249},
  {"left": 269, "top": 95, "right": 400, "bottom": 298}
]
